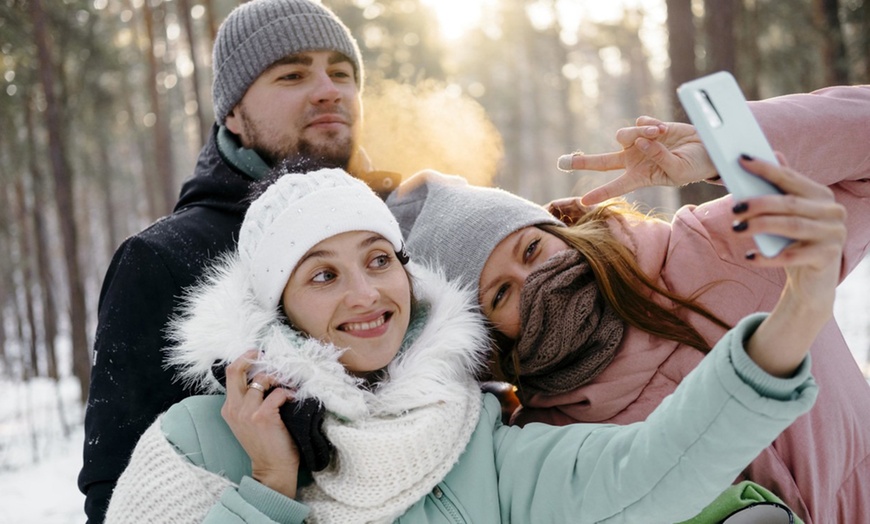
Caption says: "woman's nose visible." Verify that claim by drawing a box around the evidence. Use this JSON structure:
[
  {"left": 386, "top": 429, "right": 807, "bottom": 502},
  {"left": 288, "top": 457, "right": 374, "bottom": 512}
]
[{"left": 343, "top": 272, "right": 379, "bottom": 307}]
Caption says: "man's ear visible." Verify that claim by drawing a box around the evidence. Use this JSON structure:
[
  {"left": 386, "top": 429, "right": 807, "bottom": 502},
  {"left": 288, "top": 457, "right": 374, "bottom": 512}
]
[{"left": 224, "top": 107, "right": 242, "bottom": 135}]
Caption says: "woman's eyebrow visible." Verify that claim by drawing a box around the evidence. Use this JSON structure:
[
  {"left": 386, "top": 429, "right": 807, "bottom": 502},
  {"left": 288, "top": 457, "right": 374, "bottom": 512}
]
[{"left": 296, "top": 248, "right": 335, "bottom": 267}]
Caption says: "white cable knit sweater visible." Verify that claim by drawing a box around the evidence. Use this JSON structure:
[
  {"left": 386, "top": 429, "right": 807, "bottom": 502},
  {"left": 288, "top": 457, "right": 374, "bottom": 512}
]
[{"left": 106, "top": 258, "right": 490, "bottom": 523}]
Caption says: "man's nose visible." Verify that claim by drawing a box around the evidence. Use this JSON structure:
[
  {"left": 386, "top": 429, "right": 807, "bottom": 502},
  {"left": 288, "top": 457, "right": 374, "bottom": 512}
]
[{"left": 310, "top": 71, "right": 341, "bottom": 104}]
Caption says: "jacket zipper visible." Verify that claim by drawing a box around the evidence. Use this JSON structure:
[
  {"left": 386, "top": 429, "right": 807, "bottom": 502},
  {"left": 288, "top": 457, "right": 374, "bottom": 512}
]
[{"left": 432, "top": 485, "right": 466, "bottom": 523}]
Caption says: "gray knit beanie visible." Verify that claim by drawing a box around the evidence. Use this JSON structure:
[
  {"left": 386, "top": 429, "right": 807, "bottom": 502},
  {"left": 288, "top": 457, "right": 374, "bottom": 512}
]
[
  {"left": 386, "top": 171, "right": 563, "bottom": 294},
  {"left": 212, "top": 0, "right": 363, "bottom": 124},
  {"left": 239, "top": 167, "right": 404, "bottom": 309}
]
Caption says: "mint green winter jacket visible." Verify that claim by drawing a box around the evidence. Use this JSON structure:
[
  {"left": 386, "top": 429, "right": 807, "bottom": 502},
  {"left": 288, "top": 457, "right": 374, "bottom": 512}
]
[{"left": 114, "top": 313, "right": 815, "bottom": 524}]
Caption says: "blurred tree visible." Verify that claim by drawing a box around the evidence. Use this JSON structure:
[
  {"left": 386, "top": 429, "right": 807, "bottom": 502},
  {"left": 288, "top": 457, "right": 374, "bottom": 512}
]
[
  {"left": 667, "top": 0, "right": 725, "bottom": 205},
  {"left": 665, "top": 0, "right": 696, "bottom": 122},
  {"left": 12, "top": 177, "right": 40, "bottom": 379},
  {"left": 333, "top": 0, "right": 444, "bottom": 84},
  {"left": 814, "top": 0, "right": 849, "bottom": 84},
  {"left": 140, "top": 0, "right": 176, "bottom": 217},
  {"left": 705, "top": 0, "right": 738, "bottom": 75},
  {"left": 860, "top": 0, "right": 870, "bottom": 82},
  {"left": 24, "top": 98, "right": 59, "bottom": 382},
  {"left": 28, "top": 0, "right": 91, "bottom": 402},
  {"left": 177, "top": 0, "right": 210, "bottom": 148}
]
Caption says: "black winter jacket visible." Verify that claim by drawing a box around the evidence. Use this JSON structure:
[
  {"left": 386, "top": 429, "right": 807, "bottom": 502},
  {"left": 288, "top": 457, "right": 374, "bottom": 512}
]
[{"left": 78, "top": 126, "right": 262, "bottom": 523}]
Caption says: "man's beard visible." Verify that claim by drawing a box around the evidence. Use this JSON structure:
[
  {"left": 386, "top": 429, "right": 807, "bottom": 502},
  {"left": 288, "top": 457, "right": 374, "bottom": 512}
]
[{"left": 240, "top": 112, "right": 354, "bottom": 170}]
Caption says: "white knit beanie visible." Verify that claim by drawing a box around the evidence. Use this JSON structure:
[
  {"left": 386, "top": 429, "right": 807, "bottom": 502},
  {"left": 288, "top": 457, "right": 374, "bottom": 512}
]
[
  {"left": 239, "top": 167, "right": 404, "bottom": 309},
  {"left": 386, "top": 171, "right": 563, "bottom": 294},
  {"left": 212, "top": 0, "right": 363, "bottom": 124}
]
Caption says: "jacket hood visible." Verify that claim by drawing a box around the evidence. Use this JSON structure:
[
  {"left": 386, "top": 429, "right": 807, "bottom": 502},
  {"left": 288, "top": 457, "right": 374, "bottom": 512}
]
[{"left": 165, "top": 253, "right": 490, "bottom": 421}]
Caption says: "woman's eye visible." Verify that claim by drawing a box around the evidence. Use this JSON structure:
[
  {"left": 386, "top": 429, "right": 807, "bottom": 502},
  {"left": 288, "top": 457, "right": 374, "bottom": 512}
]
[
  {"left": 492, "top": 283, "right": 508, "bottom": 309},
  {"left": 524, "top": 239, "right": 540, "bottom": 261},
  {"left": 312, "top": 270, "right": 336, "bottom": 283},
  {"left": 370, "top": 254, "right": 391, "bottom": 269}
]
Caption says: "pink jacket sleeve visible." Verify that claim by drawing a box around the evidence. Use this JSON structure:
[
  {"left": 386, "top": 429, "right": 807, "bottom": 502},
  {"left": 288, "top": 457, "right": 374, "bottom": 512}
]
[{"left": 750, "top": 85, "right": 870, "bottom": 274}]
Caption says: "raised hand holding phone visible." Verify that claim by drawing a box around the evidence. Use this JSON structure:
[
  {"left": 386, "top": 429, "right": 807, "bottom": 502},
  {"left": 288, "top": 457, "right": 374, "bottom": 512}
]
[{"left": 678, "top": 71, "right": 793, "bottom": 257}]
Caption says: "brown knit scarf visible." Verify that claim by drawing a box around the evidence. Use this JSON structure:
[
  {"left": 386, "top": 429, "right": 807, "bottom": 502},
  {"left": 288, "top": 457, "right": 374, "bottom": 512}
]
[{"left": 505, "top": 249, "right": 625, "bottom": 399}]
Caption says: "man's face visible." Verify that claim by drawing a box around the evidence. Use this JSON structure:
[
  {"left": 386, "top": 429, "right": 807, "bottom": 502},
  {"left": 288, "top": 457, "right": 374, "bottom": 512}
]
[{"left": 225, "top": 51, "right": 361, "bottom": 167}]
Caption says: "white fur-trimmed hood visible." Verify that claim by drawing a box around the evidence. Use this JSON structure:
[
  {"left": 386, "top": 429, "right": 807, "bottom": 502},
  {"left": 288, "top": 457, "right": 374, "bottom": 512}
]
[{"left": 165, "top": 253, "right": 490, "bottom": 421}]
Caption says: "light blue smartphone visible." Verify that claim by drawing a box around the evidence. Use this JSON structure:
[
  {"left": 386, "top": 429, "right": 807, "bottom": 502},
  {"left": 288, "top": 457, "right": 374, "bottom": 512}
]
[{"left": 677, "top": 71, "right": 792, "bottom": 258}]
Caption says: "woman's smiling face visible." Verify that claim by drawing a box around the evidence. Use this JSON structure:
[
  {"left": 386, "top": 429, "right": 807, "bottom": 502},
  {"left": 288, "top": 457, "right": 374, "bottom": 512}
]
[
  {"left": 281, "top": 231, "right": 411, "bottom": 376},
  {"left": 478, "top": 226, "right": 570, "bottom": 340}
]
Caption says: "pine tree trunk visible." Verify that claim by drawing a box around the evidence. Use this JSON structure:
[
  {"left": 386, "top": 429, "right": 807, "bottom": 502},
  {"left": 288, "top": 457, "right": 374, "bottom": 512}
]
[
  {"left": 13, "top": 179, "right": 41, "bottom": 378},
  {"left": 142, "top": 0, "right": 176, "bottom": 216},
  {"left": 666, "top": 0, "right": 697, "bottom": 122},
  {"left": 814, "top": 0, "right": 849, "bottom": 84},
  {"left": 705, "top": 0, "right": 737, "bottom": 74},
  {"left": 29, "top": 0, "right": 91, "bottom": 403},
  {"left": 203, "top": 0, "right": 219, "bottom": 44},
  {"left": 177, "top": 0, "right": 210, "bottom": 146},
  {"left": 24, "top": 97, "right": 60, "bottom": 381}
]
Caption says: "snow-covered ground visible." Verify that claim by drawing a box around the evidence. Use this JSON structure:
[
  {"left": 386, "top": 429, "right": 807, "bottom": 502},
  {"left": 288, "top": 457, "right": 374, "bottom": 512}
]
[{"left": 1, "top": 256, "right": 868, "bottom": 524}]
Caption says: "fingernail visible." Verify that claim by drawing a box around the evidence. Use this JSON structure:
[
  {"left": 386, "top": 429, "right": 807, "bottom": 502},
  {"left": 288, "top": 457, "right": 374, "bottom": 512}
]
[
  {"left": 644, "top": 126, "right": 658, "bottom": 136},
  {"left": 740, "top": 153, "right": 754, "bottom": 161},
  {"left": 557, "top": 154, "right": 574, "bottom": 171},
  {"left": 745, "top": 251, "right": 757, "bottom": 260},
  {"left": 732, "top": 202, "right": 749, "bottom": 214},
  {"left": 732, "top": 220, "right": 748, "bottom": 232},
  {"left": 636, "top": 138, "right": 650, "bottom": 151}
]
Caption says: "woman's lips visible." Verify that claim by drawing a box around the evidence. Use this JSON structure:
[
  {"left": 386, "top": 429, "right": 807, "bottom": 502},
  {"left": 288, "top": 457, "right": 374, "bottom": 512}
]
[{"left": 339, "top": 312, "right": 393, "bottom": 338}]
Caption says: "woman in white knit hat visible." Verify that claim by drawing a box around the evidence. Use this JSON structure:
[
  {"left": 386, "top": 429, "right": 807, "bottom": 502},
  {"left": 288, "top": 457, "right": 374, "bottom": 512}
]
[
  {"left": 387, "top": 87, "right": 870, "bottom": 524},
  {"left": 106, "top": 164, "right": 821, "bottom": 523}
]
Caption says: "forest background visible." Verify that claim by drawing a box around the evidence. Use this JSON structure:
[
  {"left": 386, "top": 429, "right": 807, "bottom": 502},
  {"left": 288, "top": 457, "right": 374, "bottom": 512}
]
[{"left": 1, "top": 0, "right": 869, "bottom": 493}]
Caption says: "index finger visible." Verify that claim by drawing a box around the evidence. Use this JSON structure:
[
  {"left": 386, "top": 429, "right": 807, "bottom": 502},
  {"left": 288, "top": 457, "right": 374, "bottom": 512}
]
[
  {"left": 558, "top": 151, "right": 626, "bottom": 173},
  {"left": 226, "top": 349, "right": 259, "bottom": 395}
]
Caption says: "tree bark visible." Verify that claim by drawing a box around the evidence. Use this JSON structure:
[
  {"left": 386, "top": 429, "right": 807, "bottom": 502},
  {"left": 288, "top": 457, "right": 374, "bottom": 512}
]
[
  {"left": 203, "top": 0, "right": 220, "bottom": 44},
  {"left": 705, "top": 0, "right": 737, "bottom": 75},
  {"left": 739, "top": 0, "right": 762, "bottom": 100},
  {"left": 862, "top": 0, "right": 870, "bottom": 83},
  {"left": 665, "top": 0, "right": 697, "bottom": 122},
  {"left": 29, "top": 0, "right": 91, "bottom": 403},
  {"left": 814, "top": 0, "right": 849, "bottom": 85},
  {"left": 142, "top": 0, "right": 176, "bottom": 217},
  {"left": 13, "top": 178, "right": 41, "bottom": 378},
  {"left": 177, "top": 0, "right": 210, "bottom": 147},
  {"left": 667, "top": 0, "right": 724, "bottom": 204},
  {"left": 25, "top": 99, "right": 60, "bottom": 381}
]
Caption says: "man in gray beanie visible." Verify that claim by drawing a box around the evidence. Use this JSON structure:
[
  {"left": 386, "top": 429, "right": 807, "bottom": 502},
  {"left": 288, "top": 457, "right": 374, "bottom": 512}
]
[{"left": 79, "top": 2, "right": 378, "bottom": 522}]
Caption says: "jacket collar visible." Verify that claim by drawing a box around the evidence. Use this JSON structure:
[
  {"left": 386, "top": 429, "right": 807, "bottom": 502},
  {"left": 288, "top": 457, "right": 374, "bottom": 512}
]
[{"left": 215, "top": 125, "right": 272, "bottom": 181}]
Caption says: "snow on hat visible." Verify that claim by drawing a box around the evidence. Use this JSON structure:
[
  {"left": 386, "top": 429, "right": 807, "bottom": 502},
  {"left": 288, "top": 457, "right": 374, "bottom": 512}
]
[{"left": 239, "top": 167, "right": 404, "bottom": 309}]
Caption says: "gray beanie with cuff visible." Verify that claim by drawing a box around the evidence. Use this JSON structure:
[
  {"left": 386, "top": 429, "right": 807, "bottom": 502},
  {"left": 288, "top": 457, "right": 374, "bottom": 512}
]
[
  {"left": 386, "top": 171, "right": 563, "bottom": 295},
  {"left": 212, "top": 0, "right": 363, "bottom": 124}
]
